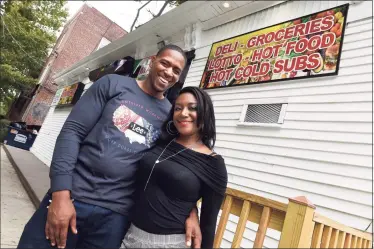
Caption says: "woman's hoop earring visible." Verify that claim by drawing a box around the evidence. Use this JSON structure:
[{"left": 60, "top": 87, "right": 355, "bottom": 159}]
[{"left": 166, "top": 121, "right": 179, "bottom": 136}]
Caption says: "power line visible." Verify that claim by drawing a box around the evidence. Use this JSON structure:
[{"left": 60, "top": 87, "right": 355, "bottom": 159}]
[
  {"left": 6, "top": 16, "right": 50, "bottom": 55},
  {"left": 2, "top": 18, "right": 49, "bottom": 68},
  {"left": 1, "top": 16, "right": 63, "bottom": 78}
]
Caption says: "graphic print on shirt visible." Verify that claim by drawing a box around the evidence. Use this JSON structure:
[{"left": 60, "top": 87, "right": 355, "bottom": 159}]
[{"left": 112, "top": 104, "right": 161, "bottom": 148}]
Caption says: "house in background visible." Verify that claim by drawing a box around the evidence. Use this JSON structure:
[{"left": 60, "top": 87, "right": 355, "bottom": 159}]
[{"left": 12, "top": 3, "right": 126, "bottom": 125}]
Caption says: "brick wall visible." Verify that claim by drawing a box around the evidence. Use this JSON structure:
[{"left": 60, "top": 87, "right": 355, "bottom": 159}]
[
  {"left": 23, "top": 4, "right": 127, "bottom": 125},
  {"left": 24, "top": 87, "right": 54, "bottom": 125}
]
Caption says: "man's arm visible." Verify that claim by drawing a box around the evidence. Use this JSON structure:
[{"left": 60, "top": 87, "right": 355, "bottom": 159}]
[
  {"left": 185, "top": 206, "right": 202, "bottom": 248},
  {"left": 46, "top": 75, "right": 118, "bottom": 248},
  {"left": 50, "top": 75, "right": 117, "bottom": 192}
]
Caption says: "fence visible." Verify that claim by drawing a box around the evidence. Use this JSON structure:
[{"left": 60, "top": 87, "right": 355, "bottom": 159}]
[{"left": 213, "top": 187, "right": 372, "bottom": 248}]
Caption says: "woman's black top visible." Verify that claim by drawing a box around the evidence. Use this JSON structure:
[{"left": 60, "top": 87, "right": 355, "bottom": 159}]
[{"left": 131, "top": 140, "right": 228, "bottom": 248}]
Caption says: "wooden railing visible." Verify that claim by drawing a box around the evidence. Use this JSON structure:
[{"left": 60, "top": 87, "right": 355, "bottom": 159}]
[
  {"left": 213, "top": 187, "right": 372, "bottom": 248},
  {"left": 310, "top": 213, "right": 372, "bottom": 248}
]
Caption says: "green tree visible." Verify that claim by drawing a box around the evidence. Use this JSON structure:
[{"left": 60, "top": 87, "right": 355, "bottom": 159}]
[{"left": 0, "top": 0, "right": 68, "bottom": 115}]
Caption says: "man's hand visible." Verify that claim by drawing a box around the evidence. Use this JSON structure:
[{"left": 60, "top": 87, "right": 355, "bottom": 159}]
[
  {"left": 185, "top": 207, "right": 202, "bottom": 248},
  {"left": 45, "top": 190, "right": 77, "bottom": 249}
]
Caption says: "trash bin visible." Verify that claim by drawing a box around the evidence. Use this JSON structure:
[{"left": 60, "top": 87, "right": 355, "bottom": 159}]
[{"left": 3, "top": 126, "right": 37, "bottom": 150}]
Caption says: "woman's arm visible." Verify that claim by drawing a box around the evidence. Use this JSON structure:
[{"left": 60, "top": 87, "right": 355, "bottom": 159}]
[{"left": 200, "top": 188, "right": 225, "bottom": 248}]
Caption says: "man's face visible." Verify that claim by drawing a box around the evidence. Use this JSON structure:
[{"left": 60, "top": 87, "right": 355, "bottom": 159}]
[{"left": 149, "top": 49, "right": 186, "bottom": 93}]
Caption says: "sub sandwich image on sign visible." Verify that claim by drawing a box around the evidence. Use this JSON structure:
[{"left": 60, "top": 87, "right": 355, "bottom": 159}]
[{"left": 199, "top": 4, "right": 349, "bottom": 89}]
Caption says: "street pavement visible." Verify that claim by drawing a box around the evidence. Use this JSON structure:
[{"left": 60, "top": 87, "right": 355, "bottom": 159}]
[{"left": 1, "top": 146, "right": 35, "bottom": 248}]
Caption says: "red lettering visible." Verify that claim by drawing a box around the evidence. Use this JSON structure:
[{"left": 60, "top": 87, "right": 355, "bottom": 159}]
[
  {"left": 320, "top": 32, "right": 336, "bottom": 49},
  {"left": 217, "top": 70, "right": 226, "bottom": 81},
  {"left": 284, "top": 26, "right": 295, "bottom": 39},
  {"left": 258, "top": 62, "right": 270, "bottom": 76},
  {"left": 224, "top": 69, "right": 234, "bottom": 80},
  {"left": 294, "top": 23, "right": 306, "bottom": 37},
  {"left": 275, "top": 29, "right": 285, "bottom": 42},
  {"left": 307, "top": 53, "right": 321, "bottom": 69},
  {"left": 215, "top": 46, "right": 222, "bottom": 56},
  {"left": 309, "top": 18, "right": 322, "bottom": 34},
  {"left": 294, "top": 38, "right": 308, "bottom": 53},
  {"left": 265, "top": 32, "right": 275, "bottom": 44},
  {"left": 252, "top": 64, "right": 260, "bottom": 77},
  {"left": 321, "top": 15, "right": 335, "bottom": 31},
  {"left": 257, "top": 34, "right": 266, "bottom": 46},
  {"left": 273, "top": 59, "right": 285, "bottom": 74},
  {"left": 251, "top": 48, "right": 262, "bottom": 62},
  {"left": 221, "top": 56, "right": 230, "bottom": 68},
  {"left": 285, "top": 41, "right": 296, "bottom": 55},
  {"left": 294, "top": 55, "right": 308, "bottom": 71},
  {"left": 307, "top": 35, "right": 321, "bottom": 51},
  {"left": 243, "top": 65, "right": 253, "bottom": 78},
  {"left": 214, "top": 58, "right": 222, "bottom": 69},
  {"left": 284, "top": 58, "right": 296, "bottom": 73},
  {"left": 305, "top": 21, "right": 312, "bottom": 35},
  {"left": 235, "top": 67, "right": 244, "bottom": 79},
  {"left": 273, "top": 44, "right": 283, "bottom": 57},
  {"left": 231, "top": 42, "right": 238, "bottom": 52},
  {"left": 208, "top": 59, "right": 215, "bottom": 70},
  {"left": 209, "top": 71, "right": 218, "bottom": 82},
  {"left": 247, "top": 37, "right": 257, "bottom": 48},
  {"left": 222, "top": 44, "right": 230, "bottom": 54},
  {"left": 226, "top": 56, "right": 234, "bottom": 67},
  {"left": 217, "top": 42, "right": 238, "bottom": 57},
  {"left": 233, "top": 54, "right": 242, "bottom": 65},
  {"left": 262, "top": 46, "right": 273, "bottom": 59}
]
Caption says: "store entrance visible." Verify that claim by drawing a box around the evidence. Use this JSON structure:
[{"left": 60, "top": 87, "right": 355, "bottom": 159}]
[{"left": 93, "top": 49, "right": 196, "bottom": 105}]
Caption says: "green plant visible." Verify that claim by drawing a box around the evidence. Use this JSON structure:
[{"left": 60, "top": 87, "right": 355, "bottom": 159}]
[{"left": 0, "top": 119, "right": 11, "bottom": 143}]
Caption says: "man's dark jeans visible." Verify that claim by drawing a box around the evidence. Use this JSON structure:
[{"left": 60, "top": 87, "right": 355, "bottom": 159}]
[{"left": 17, "top": 193, "right": 130, "bottom": 248}]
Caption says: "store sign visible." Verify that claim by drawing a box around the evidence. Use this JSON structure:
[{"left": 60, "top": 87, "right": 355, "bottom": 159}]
[
  {"left": 51, "top": 88, "right": 64, "bottom": 106},
  {"left": 57, "top": 82, "right": 85, "bottom": 107},
  {"left": 200, "top": 4, "right": 349, "bottom": 89}
]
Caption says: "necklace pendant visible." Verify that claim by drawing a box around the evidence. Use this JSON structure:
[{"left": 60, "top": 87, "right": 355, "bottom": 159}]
[{"left": 155, "top": 160, "right": 159, "bottom": 164}]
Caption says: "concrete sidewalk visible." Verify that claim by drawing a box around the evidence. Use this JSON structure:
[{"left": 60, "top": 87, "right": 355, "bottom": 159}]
[
  {"left": 1, "top": 146, "right": 36, "bottom": 247},
  {"left": 3, "top": 145, "right": 50, "bottom": 207}
]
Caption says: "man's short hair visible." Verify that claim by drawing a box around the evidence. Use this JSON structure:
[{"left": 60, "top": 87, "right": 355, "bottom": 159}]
[{"left": 156, "top": 44, "right": 187, "bottom": 65}]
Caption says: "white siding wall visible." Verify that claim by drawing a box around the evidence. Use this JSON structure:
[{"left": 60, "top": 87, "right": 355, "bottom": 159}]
[
  {"left": 31, "top": 83, "right": 93, "bottom": 166},
  {"left": 31, "top": 107, "right": 72, "bottom": 166},
  {"left": 184, "top": 1, "right": 372, "bottom": 247}
]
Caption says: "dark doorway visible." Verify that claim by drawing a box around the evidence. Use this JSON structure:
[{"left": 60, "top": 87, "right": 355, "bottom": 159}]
[{"left": 165, "top": 49, "right": 195, "bottom": 105}]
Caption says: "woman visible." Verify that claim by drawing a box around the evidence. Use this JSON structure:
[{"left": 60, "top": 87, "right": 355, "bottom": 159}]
[{"left": 122, "top": 86, "right": 228, "bottom": 248}]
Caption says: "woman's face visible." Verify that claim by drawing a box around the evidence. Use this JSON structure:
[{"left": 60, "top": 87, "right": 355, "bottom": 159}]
[{"left": 173, "top": 93, "right": 199, "bottom": 138}]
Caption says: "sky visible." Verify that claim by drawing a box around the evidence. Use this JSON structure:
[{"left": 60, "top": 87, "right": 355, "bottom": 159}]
[{"left": 64, "top": 1, "right": 175, "bottom": 33}]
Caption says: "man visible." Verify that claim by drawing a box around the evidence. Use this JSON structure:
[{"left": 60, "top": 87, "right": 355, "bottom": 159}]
[{"left": 18, "top": 45, "right": 202, "bottom": 249}]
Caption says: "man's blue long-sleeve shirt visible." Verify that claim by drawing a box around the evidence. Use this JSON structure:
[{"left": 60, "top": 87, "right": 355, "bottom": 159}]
[{"left": 49, "top": 75, "right": 171, "bottom": 215}]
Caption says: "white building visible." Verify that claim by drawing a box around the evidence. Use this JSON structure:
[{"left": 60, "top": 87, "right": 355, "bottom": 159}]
[{"left": 30, "top": 1, "right": 372, "bottom": 247}]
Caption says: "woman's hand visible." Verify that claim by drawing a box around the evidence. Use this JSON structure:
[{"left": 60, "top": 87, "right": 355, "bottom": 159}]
[{"left": 185, "top": 207, "right": 202, "bottom": 248}]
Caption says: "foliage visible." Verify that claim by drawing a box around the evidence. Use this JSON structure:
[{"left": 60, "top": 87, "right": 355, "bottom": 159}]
[
  {"left": 0, "top": 0, "right": 68, "bottom": 114},
  {"left": 0, "top": 118, "right": 11, "bottom": 143}
]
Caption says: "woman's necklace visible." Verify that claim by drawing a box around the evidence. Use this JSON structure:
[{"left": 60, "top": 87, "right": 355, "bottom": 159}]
[{"left": 143, "top": 138, "right": 200, "bottom": 191}]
